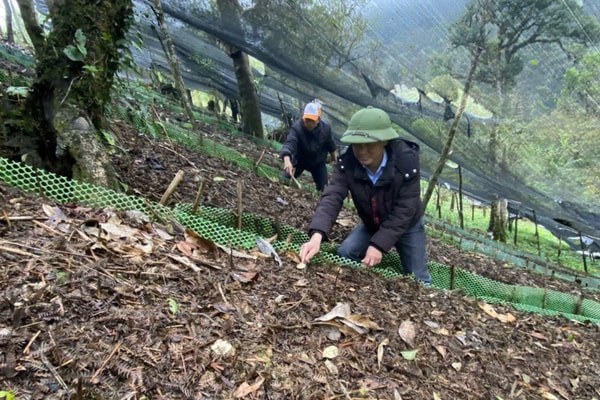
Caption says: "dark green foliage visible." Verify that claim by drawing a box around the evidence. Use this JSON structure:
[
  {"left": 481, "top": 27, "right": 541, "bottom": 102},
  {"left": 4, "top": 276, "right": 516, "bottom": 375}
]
[
  {"left": 449, "top": 0, "right": 600, "bottom": 91},
  {"left": 34, "top": 0, "right": 134, "bottom": 126}
]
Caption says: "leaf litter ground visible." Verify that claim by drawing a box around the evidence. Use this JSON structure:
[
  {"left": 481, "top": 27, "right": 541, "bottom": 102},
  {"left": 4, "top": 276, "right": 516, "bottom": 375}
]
[{"left": 1, "top": 109, "right": 600, "bottom": 400}]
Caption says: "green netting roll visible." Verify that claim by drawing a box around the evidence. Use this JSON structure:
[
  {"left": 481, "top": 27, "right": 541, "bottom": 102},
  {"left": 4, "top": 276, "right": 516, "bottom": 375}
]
[
  {"left": 544, "top": 290, "right": 579, "bottom": 314},
  {"left": 510, "top": 286, "right": 548, "bottom": 309},
  {"left": 581, "top": 298, "right": 600, "bottom": 319}
]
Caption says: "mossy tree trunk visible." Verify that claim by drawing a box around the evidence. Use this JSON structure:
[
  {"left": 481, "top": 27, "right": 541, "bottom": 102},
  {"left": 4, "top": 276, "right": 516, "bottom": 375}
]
[
  {"left": 151, "top": 0, "right": 199, "bottom": 142},
  {"left": 488, "top": 198, "right": 508, "bottom": 243},
  {"left": 229, "top": 46, "right": 263, "bottom": 138},
  {"left": 3, "top": 0, "right": 133, "bottom": 189},
  {"left": 215, "top": 0, "right": 264, "bottom": 138},
  {"left": 2, "top": 0, "right": 15, "bottom": 43}
]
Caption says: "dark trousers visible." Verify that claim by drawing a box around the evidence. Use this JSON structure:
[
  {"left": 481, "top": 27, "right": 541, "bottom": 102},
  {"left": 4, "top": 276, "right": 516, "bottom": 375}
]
[
  {"left": 337, "top": 217, "right": 431, "bottom": 283},
  {"left": 281, "top": 162, "right": 328, "bottom": 191}
]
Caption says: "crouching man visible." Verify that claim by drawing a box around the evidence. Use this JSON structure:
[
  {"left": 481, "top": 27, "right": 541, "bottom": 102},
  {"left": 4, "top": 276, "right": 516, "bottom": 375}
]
[{"left": 299, "top": 106, "right": 432, "bottom": 284}]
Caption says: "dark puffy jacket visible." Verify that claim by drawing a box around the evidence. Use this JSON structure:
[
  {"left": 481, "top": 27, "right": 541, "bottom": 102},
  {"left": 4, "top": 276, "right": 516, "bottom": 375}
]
[
  {"left": 308, "top": 139, "right": 424, "bottom": 252},
  {"left": 279, "top": 119, "right": 337, "bottom": 167}
]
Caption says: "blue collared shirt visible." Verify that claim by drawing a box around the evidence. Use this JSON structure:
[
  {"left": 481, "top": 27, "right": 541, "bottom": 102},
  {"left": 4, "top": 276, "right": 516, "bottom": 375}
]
[{"left": 364, "top": 151, "right": 388, "bottom": 184}]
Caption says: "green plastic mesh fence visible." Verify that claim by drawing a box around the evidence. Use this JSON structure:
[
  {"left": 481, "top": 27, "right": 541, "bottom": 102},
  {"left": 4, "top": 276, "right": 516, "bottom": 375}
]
[
  {"left": 428, "top": 220, "right": 600, "bottom": 290},
  {"left": 1, "top": 156, "right": 600, "bottom": 326}
]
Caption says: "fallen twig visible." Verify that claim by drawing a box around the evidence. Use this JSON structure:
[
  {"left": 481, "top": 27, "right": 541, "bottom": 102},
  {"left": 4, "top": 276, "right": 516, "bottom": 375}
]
[
  {"left": 42, "top": 355, "right": 68, "bottom": 391},
  {"left": 23, "top": 330, "right": 41, "bottom": 355},
  {"left": 32, "top": 219, "right": 66, "bottom": 236},
  {"left": 157, "top": 142, "right": 199, "bottom": 169},
  {"left": 1, "top": 213, "right": 38, "bottom": 224},
  {"left": 218, "top": 282, "right": 230, "bottom": 305},
  {"left": 0, "top": 244, "right": 38, "bottom": 257},
  {"left": 91, "top": 342, "right": 121, "bottom": 384}
]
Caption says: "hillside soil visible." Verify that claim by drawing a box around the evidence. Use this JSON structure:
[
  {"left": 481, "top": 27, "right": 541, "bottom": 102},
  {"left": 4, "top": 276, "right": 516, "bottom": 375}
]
[{"left": 1, "top": 97, "right": 600, "bottom": 399}]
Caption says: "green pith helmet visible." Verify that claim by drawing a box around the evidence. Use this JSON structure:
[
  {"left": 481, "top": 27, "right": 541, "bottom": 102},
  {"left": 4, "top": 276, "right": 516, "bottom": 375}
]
[{"left": 340, "top": 106, "right": 400, "bottom": 144}]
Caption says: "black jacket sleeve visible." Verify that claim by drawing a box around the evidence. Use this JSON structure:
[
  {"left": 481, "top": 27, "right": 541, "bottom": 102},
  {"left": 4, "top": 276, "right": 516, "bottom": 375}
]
[{"left": 279, "top": 121, "right": 302, "bottom": 159}]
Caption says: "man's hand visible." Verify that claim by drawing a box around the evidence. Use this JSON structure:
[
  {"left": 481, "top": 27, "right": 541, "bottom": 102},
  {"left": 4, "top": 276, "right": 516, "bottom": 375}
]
[
  {"left": 330, "top": 152, "right": 338, "bottom": 165},
  {"left": 299, "top": 233, "right": 323, "bottom": 263},
  {"left": 283, "top": 156, "right": 294, "bottom": 175},
  {"left": 361, "top": 245, "right": 383, "bottom": 268}
]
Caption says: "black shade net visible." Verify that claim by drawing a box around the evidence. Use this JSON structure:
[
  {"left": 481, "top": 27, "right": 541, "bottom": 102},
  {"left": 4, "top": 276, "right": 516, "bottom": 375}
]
[{"left": 34, "top": 0, "right": 600, "bottom": 250}]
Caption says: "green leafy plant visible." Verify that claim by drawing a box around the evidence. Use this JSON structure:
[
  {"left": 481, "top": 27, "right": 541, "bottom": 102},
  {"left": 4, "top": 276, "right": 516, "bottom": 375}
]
[
  {"left": 6, "top": 86, "right": 28, "bottom": 98},
  {"left": 167, "top": 298, "right": 179, "bottom": 315},
  {"left": 64, "top": 29, "right": 88, "bottom": 62},
  {"left": 82, "top": 65, "right": 99, "bottom": 78},
  {"left": 0, "top": 390, "right": 16, "bottom": 400},
  {"left": 100, "top": 129, "right": 116, "bottom": 146},
  {"left": 400, "top": 349, "right": 418, "bottom": 360}
]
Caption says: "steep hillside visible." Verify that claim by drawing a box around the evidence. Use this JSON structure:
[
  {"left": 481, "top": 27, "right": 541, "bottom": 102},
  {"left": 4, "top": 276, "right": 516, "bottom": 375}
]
[{"left": 1, "top": 45, "right": 600, "bottom": 399}]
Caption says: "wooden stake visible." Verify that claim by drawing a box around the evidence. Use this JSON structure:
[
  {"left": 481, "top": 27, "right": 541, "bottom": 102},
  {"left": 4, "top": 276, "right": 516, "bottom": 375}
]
[
  {"left": 236, "top": 179, "right": 243, "bottom": 229},
  {"left": 159, "top": 170, "right": 184, "bottom": 206},
  {"left": 253, "top": 148, "right": 266, "bottom": 174},
  {"left": 191, "top": 178, "right": 208, "bottom": 214}
]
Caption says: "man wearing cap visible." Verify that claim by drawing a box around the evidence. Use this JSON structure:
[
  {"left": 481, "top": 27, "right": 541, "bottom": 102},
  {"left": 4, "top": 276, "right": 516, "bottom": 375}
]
[
  {"left": 299, "top": 106, "right": 431, "bottom": 284},
  {"left": 280, "top": 101, "right": 338, "bottom": 192}
]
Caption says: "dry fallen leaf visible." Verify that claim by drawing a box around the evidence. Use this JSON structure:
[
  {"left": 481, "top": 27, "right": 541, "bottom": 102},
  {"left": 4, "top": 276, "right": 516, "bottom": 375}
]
[
  {"left": 100, "top": 222, "right": 139, "bottom": 239},
  {"left": 216, "top": 244, "right": 257, "bottom": 260},
  {"left": 432, "top": 343, "right": 447, "bottom": 359},
  {"left": 529, "top": 331, "right": 548, "bottom": 341},
  {"left": 314, "top": 303, "right": 351, "bottom": 322},
  {"left": 211, "top": 339, "right": 235, "bottom": 357},
  {"left": 281, "top": 250, "right": 301, "bottom": 263},
  {"left": 176, "top": 241, "right": 195, "bottom": 258},
  {"left": 233, "top": 377, "right": 265, "bottom": 398},
  {"left": 294, "top": 278, "right": 310, "bottom": 287},
  {"left": 322, "top": 346, "right": 339, "bottom": 359},
  {"left": 42, "top": 204, "right": 67, "bottom": 228},
  {"left": 479, "top": 303, "right": 516, "bottom": 323},
  {"left": 323, "top": 359, "right": 339, "bottom": 375},
  {"left": 398, "top": 320, "right": 417, "bottom": 347},
  {"left": 343, "top": 314, "right": 382, "bottom": 331},
  {"left": 184, "top": 228, "right": 218, "bottom": 256},
  {"left": 377, "top": 338, "right": 389, "bottom": 368},
  {"left": 231, "top": 270, "right": 258, "bottom": 283}
]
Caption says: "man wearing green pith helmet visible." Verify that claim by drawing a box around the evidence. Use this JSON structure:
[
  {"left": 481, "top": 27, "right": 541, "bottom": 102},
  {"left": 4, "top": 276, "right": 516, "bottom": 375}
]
[{"left": 299, "top": 106, "right": 431, "bottom": 284}]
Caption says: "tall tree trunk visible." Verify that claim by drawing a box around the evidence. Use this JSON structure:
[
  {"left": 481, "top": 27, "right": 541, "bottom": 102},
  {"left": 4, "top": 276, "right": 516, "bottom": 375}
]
[
  {"left": 4, "top": 0, "right": 133, "bottom": 190},
  {"left": 488, "top": 198, "right": 508, "bottom": 243},
  {"left": 422, "top": 47, "right": 483, "bottom": 208},
  {"left": 229, "top": 46, "right": 263, "bottom": 138},
  {"left": 487, "top": 50, "right": 504, "bottom": 170},
  {"left": 216, "top": 0, "right": 263, "bottom": 138},
  {"left": 14, "top": 0, "right": 44, "bottom": 53},
  {"left": 3, "top": 0, "right": 15, "bottom": 43},
  {"left": 151, "top": 0, "right": 199, "bottom": 142}
]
